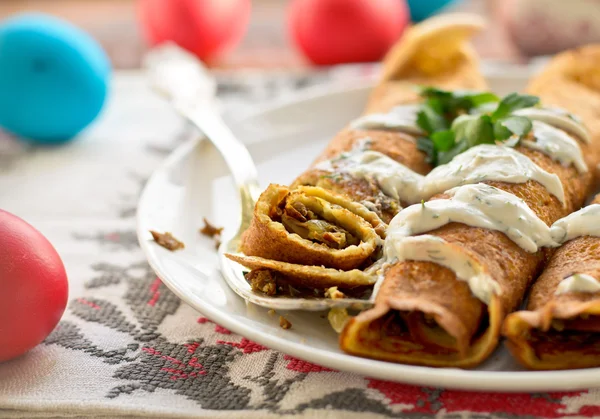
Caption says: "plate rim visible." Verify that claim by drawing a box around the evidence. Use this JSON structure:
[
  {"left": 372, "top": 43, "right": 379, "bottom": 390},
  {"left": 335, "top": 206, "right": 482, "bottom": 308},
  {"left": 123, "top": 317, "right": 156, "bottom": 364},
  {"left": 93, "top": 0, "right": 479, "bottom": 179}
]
[{"left": 137, "top": 79, "right": 600, "bottom": 392}]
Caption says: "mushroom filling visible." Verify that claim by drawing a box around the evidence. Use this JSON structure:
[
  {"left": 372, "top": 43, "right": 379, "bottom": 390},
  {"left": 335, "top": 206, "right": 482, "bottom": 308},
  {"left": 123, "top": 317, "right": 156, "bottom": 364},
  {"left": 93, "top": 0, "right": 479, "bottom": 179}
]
[{"left": 277, "top": 199, "right": 360, "bottom": 249}]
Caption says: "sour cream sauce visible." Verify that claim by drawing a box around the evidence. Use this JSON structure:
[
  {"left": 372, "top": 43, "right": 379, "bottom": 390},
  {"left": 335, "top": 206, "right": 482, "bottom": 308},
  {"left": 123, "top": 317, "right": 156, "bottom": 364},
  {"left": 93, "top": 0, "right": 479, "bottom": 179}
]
[
  {"left": 522, "top": 121, "right": 588, "bottom": 173},
  {"left": 422, "top": 144, "right": 566, "bottom": 204},
  {"left": 550, "top": 203, "right": 600, "bottom": 295},
  {"left": 350, "top": 104, "right": 423, "bottom": 138},
  {"left": 550, "top": 204, "right": 600, "bottom": 243},
  {"left": 315, "top": 149, "right": 425, "bottom": 203},
  {"left": 384, "top": 234, "right": 501, "bottom": 304},
  {"left": 316, "top": 143, "right": 568, "bottom": 207},
  {"left": 556, "top": 274, "right": 600, "bottom": 295},
  {"left": 515, "top": 107, "right": 590, "bottom": 144},
  {"left": 387, "top": 184, "right": 558, "bottom": 253}
]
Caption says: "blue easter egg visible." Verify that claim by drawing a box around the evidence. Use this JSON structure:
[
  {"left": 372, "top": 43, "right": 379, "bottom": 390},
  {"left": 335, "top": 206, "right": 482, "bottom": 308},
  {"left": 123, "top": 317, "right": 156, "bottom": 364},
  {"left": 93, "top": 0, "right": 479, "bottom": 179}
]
[
  {"left": 406, "top": 0, "right": 460, "bottom": 22},
  {"left": 0, "top": 14, "right": 111, "bottom": 144}
]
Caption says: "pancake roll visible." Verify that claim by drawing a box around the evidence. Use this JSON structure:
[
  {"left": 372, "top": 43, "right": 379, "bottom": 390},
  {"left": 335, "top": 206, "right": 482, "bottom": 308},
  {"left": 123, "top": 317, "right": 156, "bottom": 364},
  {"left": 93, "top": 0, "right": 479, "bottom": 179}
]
[{"left": 503, "top": 194, "right": 600, "bottom": 369}]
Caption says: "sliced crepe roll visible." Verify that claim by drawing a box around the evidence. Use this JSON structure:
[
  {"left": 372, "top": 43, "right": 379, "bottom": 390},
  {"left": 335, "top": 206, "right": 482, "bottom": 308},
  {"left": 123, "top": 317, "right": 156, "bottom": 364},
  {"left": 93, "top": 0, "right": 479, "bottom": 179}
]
[
  {"left": 227, "top": 185, "right": 383, "bottom": 294},
  {"left": 235, "top": 185, "right": 383, "bottom": 267}
]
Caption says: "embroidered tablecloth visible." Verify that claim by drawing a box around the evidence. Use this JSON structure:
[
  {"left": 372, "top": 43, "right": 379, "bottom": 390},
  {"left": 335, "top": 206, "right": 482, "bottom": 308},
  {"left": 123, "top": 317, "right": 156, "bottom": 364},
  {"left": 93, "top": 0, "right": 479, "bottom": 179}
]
[{"left": 1, "top": 70, "right": 600, "bottom": 419}]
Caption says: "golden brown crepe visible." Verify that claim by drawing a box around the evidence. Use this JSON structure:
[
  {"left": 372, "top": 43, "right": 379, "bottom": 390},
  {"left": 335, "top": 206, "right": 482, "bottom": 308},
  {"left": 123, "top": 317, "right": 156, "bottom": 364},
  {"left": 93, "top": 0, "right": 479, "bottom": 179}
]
[
  {"left": 503, "top": 194, "right": 600, "bottom": 370},
  {"left": 340, "top": 46, "right": 600, "bottom": 368},
  {"left": 233, "top": 185, "right": 384, "bottom": 289},
  {"left": 227, "top": 14, "right": 488, "bottom": 296}
]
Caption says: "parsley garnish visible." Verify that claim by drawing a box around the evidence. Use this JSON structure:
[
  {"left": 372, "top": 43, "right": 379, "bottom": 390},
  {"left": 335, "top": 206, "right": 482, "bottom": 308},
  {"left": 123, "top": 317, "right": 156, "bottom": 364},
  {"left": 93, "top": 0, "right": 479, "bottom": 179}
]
[{"left": 415, "top": 88, "right": 540, "bottom": 166}]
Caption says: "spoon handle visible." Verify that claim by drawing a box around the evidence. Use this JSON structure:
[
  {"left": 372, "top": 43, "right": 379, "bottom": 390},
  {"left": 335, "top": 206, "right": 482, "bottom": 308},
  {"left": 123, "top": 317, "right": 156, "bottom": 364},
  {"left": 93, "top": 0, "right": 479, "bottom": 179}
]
[
  {"left": 144, "top": 43, "right": 261, "bottom": 227},
  {"left": 176, "top": 101, "right": 261, "bottom": 226}
]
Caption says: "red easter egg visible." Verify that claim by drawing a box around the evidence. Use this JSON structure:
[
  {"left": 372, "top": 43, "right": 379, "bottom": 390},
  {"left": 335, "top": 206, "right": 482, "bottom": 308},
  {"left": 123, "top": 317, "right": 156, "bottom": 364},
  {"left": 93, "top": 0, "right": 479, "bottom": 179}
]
[
  {"left": 138, "top": 0, "right": 251, "bottom": 62},
  {"left": 0, "top": 210, "right": 68, "bottom": 362},
  {"left": 288, "top": 0, "right": 409, "bottom": 65}
]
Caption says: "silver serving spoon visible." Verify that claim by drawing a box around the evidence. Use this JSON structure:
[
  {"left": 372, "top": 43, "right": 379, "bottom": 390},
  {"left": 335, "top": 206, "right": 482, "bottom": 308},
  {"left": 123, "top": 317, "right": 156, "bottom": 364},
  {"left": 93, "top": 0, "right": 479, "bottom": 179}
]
[{"left": 144, "top": 44, "right": 374, "bottom": 311}]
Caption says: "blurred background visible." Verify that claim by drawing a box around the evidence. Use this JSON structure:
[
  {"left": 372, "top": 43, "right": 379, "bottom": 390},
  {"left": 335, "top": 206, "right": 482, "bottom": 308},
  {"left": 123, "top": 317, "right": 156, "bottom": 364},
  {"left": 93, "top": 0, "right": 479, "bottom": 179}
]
[
  {"left": 2, "top": 0, "right": 600, "bottom": 145},
  {"left": 0, "top": 0, "right": 526, "bottom": 70}
]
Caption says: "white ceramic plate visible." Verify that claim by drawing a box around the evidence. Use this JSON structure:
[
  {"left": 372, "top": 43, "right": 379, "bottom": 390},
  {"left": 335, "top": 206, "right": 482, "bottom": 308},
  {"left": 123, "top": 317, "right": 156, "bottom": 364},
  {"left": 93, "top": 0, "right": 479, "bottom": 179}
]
[{"left": 137, "top": 73, "right": 600, "bottom": 392}]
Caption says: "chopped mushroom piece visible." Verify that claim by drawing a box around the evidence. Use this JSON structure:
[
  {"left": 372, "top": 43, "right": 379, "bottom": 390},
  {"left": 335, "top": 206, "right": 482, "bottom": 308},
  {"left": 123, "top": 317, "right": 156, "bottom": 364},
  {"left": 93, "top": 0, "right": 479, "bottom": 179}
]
[
  {"left": 150, "top": 230, "right": 184, "bottom": 251},
  {"left": 200, "top": 218, "right": 224, "bottom": 237},
  {"left": 267, "top": 309, "right": 276, "bottom": 316},
  {"left": 279, "top": 316, "right": 292, "bottom": 330},
  {"left": 246, "top": 269, "right": 278, "bottom": 295},
  {"left": 200, "top": 218, "right": 224, "bottom": 250}
]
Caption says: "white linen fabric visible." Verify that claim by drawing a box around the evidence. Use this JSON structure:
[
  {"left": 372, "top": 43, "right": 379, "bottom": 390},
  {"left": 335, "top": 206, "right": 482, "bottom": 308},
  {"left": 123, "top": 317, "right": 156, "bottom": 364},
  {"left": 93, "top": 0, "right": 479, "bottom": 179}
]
[{"left": 0, "top": 71, "right": 598, "bottom": 419}]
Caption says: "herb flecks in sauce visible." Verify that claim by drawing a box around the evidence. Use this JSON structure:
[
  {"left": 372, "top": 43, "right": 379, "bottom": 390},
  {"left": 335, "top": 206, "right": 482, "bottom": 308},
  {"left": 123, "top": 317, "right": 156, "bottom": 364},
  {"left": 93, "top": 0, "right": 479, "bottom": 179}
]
[
  {"left": 388, "top": 183, "right": 559, "bottom": 253},
  {"left": 384, "top": 234, "right": 501, "bottom": 304},
  {"left": 550, "top": 204, "right": 600, "bottom": 243}
]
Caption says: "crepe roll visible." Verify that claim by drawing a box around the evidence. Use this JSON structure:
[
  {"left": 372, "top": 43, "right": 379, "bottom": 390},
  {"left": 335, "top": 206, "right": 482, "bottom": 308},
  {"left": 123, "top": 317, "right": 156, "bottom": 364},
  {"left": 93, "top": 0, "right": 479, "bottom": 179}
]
[{"left": 504, "top": 194, "right": 600, "bottom": 369}]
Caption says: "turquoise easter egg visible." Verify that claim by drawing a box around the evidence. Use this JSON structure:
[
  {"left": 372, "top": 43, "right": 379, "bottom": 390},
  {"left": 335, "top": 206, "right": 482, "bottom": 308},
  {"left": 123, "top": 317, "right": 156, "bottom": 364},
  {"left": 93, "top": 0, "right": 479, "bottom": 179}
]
[
  {"left": 406, "top": 0, "right": 459, "bottom": 22},
  {"left": 0, "top": 14, "right": 111, "bottom": 144}
]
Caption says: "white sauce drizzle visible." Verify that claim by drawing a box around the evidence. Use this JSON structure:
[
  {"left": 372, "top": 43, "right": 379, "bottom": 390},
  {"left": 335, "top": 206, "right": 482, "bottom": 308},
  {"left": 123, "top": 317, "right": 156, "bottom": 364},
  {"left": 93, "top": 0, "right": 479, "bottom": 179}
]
[
  {"left": 387, "top": 184, "right": 558, "bottom": 253},
  {"left": 515, "top": 107, "right": 590, "bottom": 144},
  {"left": 337, "top": 103, "right": 592, "bottom": 303},
  {"left": 384, "top": 235, "right": 501, "bottom": 304},
  {"left": 315, "top": 150, "right": 425, "bottom": 203},
  {"left": 316, "top": 144, "right": 566, "bottom": 206},
  {"left": 422, "top": 144, "right": 566, "bottom": 204},
  {"left": 522, "top": 121, "right": 588, "bottom": 173},
  {"left": 334, "top": 106, "right": 586, "bottom": 208},
  {"left": 555, "top": 274, "right": 600, "bottom": 295},
  {"left": 550, "top": 204, "right": 600, "bottom": 295},
  {"left": 350, "top": 105, "right": 423, "bottom": 139},
  {"left": 343, "top": 152, "right": 424, "bottom": 202},
  {"left": 550, "top": 204, "right": 600, "bottom": 243}
]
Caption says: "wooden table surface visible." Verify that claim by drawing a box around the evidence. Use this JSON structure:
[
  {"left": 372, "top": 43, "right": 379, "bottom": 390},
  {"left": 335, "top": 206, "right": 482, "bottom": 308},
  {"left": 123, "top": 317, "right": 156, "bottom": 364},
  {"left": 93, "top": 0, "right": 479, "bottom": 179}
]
[{"left": 0, "top": 0, "right": 522, "bottom": 70}]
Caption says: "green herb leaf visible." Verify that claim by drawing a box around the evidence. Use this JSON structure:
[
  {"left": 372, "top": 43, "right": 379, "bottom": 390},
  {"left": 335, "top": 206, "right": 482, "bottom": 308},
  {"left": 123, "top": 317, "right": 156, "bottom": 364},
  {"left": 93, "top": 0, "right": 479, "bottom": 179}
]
[
  {"left": 493, "top": 115, "right": 533, "bottom": 143},
  {"left": 493, "top": 120, "right": 512, "bottom": 141},
  {"left": 418, "top": 86, "right": 453, "bottom": 99},
  {"left": 502, "top": 135, "right": 521, "bottom": 148},
  {"left": 476, "top": 115, "right": 496, "bottom": 145},
  {"left": 416, "top": 137, "right": 436, "bottom": 164},
  {"left": 467, "top": 92, "right": 500, "bottom": 107},
  {"left": 451, "top": 114, "right": 477, "bottom": 140},
  {"left": 452, "top": 114, "right": 494, "bottom": 147},
  {"left": 418, "top": 87, "right": 499, "bottom": 111},
  {"left": 438, "top": 141, "right": 469, "bottom": 165},
  {"left": 417, "top": 103, "right": 447, "bottom": 134},
  {"left": 491, "top": 93, "right": 539, "bottom": 121},
  {"left": 499, "top": 115, "right": 533, "bottom": 137},
  {"left": 430, "top": 130, "right": 455, "bottom": 152}
]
